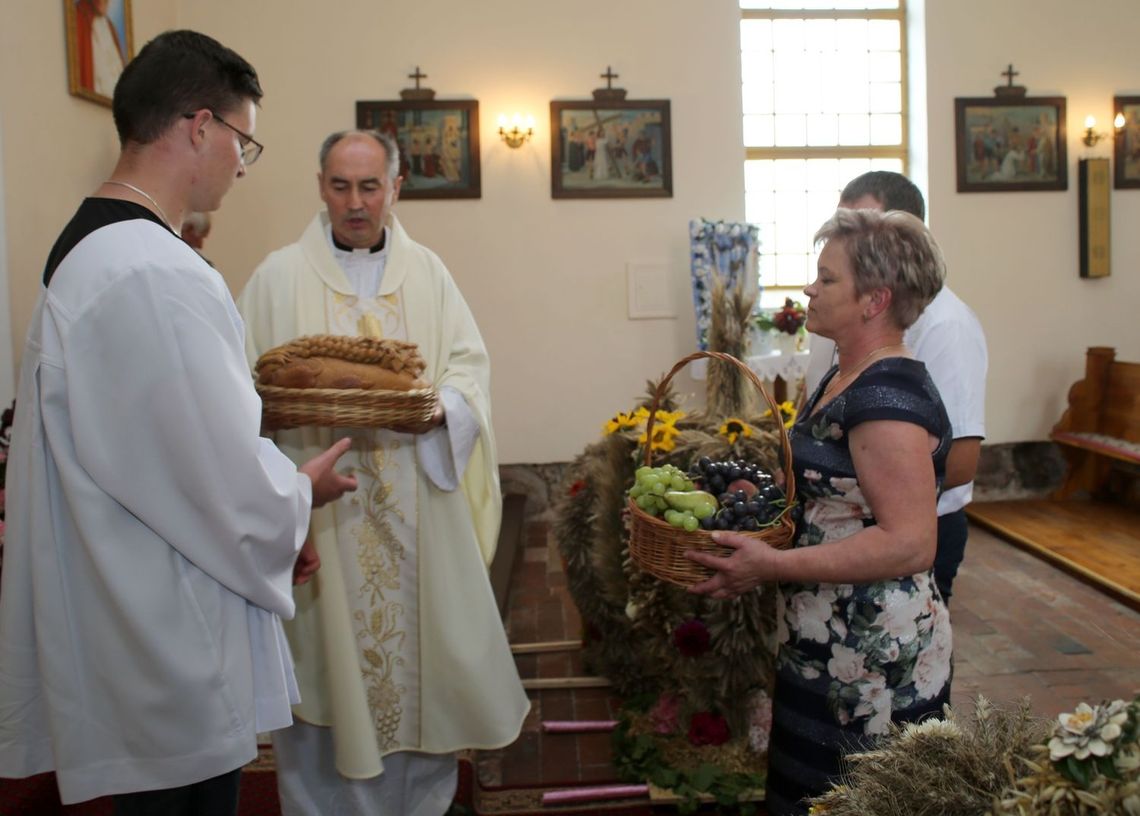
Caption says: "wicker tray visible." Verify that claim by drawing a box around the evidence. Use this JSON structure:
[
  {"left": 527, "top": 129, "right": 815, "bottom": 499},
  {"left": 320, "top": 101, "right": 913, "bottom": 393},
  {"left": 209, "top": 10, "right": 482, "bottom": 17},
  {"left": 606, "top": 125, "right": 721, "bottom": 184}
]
[
  {"left": 257, "top": 383, "right": 439, "bottom": 431},
  {"left": 628, "top": 350, "right": 797, "bottom": 588}
]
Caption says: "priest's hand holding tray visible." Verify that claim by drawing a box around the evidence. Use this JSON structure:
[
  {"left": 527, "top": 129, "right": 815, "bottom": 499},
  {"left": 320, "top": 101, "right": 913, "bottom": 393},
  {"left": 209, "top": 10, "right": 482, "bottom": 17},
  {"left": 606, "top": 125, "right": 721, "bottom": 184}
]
[{"left": 255, "top": 334, "right": 440, "bottom": 431}]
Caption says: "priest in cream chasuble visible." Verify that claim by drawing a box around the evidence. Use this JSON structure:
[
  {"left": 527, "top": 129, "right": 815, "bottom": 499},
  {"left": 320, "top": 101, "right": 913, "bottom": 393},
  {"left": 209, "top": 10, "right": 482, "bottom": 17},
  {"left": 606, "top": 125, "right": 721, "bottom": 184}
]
[{"left": 237, "top": 131, "right": 527, "bottom": 816}]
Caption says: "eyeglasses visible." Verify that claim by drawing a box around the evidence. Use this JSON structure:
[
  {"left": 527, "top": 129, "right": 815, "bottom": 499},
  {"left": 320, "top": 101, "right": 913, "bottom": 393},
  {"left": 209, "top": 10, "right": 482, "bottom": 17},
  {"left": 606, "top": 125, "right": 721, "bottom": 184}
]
[{"left": 183, "top": 111, "right": 264, "bottom": 166}]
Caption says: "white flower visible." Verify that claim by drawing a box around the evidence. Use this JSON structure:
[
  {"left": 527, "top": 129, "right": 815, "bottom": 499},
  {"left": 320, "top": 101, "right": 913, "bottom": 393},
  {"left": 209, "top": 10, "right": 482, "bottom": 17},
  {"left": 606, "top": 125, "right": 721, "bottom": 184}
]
[
  {"left": 876, "top": 588, "right": 925, "bottom": 644},
  {"left": 788, "top": 591, "right": 833, "bottom": 644},
  {"left": 828, "top": 476, "right": 857, "bottom": 494},
  {"left": 913, "top": 618, "right": 953, "bottom": 700},
  {"left": 913, "top": 646, "right": 951, "bottom": 700},
  {"left": 1116, "top": 743, "right": 1140, "bottom": 772},
  {"left": 624, "top": 600, "right": 640, "bottom": 620},
  {"left": 747, "top": 690, "right": 773, "bottom": 753},
  {"left": 853, "top": 673, "right": 892, "bottom": 736},
  {"left": 827, "top": 643, "right": 868, "bottom": 685},
  {"left": 1048, "top": 700, "right": 1130, "bottom": 761},
  {"left": 803, "top": 469, "right": 822, "bottom": 482}
]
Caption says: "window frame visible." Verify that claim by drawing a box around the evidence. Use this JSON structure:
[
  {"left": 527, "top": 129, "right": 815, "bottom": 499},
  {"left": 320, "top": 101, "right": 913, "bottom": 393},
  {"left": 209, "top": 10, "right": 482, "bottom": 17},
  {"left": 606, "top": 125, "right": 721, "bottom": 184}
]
[{"left": 741, "top": 2, "right": 910, "bottom": 300}]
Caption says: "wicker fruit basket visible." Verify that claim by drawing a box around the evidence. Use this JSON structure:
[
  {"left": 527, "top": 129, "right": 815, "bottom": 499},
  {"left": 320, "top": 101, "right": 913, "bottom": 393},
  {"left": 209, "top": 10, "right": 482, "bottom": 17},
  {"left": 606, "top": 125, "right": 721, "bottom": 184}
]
[
  {"left": 628, "top": 350, "right": 797, "bottom": 588},
  {"left": 257, "top": 383, "right": 439, "bottom": 431}
]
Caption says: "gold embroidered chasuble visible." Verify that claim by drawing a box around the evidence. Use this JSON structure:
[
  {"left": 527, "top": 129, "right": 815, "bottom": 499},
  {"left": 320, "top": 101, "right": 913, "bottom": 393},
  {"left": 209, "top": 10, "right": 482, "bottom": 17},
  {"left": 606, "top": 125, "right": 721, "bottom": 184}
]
[{"left": 237, "top": 213, "right": 528, "bottom": 780}]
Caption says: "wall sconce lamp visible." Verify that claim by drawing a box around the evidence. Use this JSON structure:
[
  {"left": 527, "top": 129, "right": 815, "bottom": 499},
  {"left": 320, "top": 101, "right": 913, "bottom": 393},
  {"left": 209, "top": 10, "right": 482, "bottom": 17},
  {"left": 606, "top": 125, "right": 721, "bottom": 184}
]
[
  {"left": 498, "top": 113, "right": 534, "bottom": 148},
  {"left": 1082, "top": 113, "right": 1126, "bottom": 147}
]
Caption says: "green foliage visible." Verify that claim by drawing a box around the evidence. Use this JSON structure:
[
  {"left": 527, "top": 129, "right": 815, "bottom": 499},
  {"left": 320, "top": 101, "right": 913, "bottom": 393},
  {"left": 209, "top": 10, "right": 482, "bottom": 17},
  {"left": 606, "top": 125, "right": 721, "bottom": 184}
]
[{"left": 611, "top": 705, "right": 766, "bottom": 814}]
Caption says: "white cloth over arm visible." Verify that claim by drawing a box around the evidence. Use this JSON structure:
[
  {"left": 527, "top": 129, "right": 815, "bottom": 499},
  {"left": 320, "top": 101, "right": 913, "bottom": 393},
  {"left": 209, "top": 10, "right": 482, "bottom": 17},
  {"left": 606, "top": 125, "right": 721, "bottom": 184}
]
[{"left": 417, "top": 386, "right": 478, "bottom": 491}]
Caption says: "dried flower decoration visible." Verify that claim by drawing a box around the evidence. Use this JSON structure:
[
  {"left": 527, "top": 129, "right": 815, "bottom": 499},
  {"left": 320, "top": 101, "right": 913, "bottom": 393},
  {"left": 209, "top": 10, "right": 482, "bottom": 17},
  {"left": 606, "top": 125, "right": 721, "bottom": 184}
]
[{"left": 672, "top": 618, "right": 711, "bottom": 657}]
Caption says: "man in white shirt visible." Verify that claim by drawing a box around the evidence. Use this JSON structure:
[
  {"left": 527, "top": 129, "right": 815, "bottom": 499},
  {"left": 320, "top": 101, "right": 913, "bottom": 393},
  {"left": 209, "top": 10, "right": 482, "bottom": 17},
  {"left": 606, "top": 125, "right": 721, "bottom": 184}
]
[
  {"left": 0, "top": 30, "right": 357, "bottom": 815},
  {"left": 804, "top": 171, "right": 988, "bottom": 606}
]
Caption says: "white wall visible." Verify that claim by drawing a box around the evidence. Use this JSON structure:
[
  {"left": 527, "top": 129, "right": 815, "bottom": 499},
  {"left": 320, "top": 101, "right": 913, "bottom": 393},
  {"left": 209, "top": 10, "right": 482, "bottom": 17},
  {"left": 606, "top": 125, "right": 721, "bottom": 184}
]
[
  {"left": 0, "top": 112, "right": 14, "bottom": 403},
  {"left": 173, "top": 0, "right": 746, "bottom": 463},
  {"left": 0, "top": 0, "right": 178, "bottom": 398},
  {"left": 924, "top": 0, "right": 1140, "bottom": 445},
  {"left": 3, "top": 0, "right": 1135, "bottom": 463}
]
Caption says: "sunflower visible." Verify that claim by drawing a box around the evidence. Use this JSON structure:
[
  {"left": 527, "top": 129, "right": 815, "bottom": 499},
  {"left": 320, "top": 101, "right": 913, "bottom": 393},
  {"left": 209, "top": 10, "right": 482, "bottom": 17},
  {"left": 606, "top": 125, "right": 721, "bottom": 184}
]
[
  {"left": 638, "top": 421, "right": 681, "bottom": 453},
  {"left": 633, "top": 406, "right": 686, "bottom": 425},
  {"left": 718, "top": 417, "right": 753, "bottom": 444},
  {"left": 603, "top": 411, "right": 640, "bottom": 435},
  {"left": 763, "top": 400, "right": 798, "bottom": 429}
]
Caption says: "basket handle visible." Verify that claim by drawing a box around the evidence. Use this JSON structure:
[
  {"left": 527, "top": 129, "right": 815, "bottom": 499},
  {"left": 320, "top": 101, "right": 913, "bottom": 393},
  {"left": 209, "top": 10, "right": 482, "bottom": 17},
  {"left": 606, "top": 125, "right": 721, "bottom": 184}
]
[{"left": 642, "top": 351, "right": 796, "bottom": 507}]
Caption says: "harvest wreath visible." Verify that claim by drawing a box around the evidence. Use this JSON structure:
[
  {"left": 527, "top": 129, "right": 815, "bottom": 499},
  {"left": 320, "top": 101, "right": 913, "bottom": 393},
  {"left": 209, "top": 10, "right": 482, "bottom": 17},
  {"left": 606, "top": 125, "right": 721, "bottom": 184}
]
[{"left": 553, "top": 274, "right": 788, "bottom": 807}]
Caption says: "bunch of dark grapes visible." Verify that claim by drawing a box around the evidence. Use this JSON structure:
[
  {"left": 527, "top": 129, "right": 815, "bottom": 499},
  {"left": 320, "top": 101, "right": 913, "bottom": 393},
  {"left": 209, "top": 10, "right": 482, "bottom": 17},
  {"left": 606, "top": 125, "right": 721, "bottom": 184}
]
[{"left": 688, "top": 457, "right": 789, "bottom": 532}]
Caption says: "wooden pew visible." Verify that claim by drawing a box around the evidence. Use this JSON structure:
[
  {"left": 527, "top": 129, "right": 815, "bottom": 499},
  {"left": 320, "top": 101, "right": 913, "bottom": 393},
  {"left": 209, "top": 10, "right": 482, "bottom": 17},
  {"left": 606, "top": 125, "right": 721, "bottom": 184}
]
[{"left": 1050, "top": 346, "right": 1140, "bottom": 500}]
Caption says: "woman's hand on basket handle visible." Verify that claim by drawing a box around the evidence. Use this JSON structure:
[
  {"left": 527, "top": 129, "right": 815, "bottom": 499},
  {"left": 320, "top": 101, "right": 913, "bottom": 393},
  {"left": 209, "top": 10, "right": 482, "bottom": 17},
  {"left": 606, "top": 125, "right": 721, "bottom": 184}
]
[
  {"left": 685, "top": 532, "right": 780, "bottom": 600},
  {"left": 300, "top": 437, "right": 359, "bottom": 508}
]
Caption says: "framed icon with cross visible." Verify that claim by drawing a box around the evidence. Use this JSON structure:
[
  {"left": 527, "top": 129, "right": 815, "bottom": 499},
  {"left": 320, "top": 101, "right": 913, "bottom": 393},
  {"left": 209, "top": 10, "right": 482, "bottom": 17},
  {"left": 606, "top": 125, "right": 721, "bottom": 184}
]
[
  {"left": 1114, "top": 96, "right": 1140, "bottom": 190},
  {"left": 549, "top": 98, "right": 672, "bottom": 199},
  {"left": 355, "top": 97, "right": 481, "bottom": 200},
  {"left": 954, "top": 95, "right": 1068, "bottom": 192}
]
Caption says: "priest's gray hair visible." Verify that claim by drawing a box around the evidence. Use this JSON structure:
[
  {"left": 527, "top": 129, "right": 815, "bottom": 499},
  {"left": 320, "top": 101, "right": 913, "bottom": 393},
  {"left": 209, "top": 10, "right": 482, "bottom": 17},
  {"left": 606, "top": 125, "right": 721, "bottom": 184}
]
[
  {"left": 319, "top": 130, "right": 401, "bottom": 180},
  {"left": 813, "top": 208, "right": 946, "bottom": 330}
]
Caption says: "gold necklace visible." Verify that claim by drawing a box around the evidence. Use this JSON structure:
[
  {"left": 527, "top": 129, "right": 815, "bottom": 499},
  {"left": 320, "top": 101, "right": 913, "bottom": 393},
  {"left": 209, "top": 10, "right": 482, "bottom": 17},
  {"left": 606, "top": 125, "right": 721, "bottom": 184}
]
[
  {"left": 105, "top": 180, "right": 176, "bottom": 234},
  {"left": 821, "top": 343, "right": 907, "bottom": 400}
]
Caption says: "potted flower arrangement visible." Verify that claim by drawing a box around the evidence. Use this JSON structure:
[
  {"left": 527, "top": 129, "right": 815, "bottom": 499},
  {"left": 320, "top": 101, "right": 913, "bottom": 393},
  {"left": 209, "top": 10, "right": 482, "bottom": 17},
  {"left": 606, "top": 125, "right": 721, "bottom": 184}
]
[{"left": 750, "top": 298, "right": 806, "bottom": 356}]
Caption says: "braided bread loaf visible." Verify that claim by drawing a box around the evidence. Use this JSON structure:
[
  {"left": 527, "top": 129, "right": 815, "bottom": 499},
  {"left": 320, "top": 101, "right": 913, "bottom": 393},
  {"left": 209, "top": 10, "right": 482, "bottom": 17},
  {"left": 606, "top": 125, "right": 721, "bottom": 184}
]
[{"left": 256, "top": 335, "right": 428, "bottom": 391}]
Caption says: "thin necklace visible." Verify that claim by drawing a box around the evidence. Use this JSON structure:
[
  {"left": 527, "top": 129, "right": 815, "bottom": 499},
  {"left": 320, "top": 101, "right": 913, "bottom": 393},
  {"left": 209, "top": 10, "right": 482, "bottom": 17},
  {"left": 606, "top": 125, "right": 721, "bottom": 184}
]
[
  {"left": 105, "top": 180, "right": 176, "bottom": 234},
  {"left": 821, "top": 342, "right": 907, "bottom": 400}
]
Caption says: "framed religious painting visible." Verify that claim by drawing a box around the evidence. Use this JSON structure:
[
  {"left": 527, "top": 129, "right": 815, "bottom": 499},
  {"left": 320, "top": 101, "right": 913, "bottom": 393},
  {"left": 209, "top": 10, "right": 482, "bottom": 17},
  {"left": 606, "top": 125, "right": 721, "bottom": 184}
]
[
  {"left": 550, "top": 99, "right": 672, "bottom": 199},
  {"left": 1113, "top": 96, "right": 1140, "bottom": 189},
  {"left": 65, "top": 0, "right": 134, "bottom": 107},
  {"left": 954, "top": 96, "right": 1067, "bottom": 192},
  {"left": 355, "top": 99, "right": 481, "bottom": 199}
]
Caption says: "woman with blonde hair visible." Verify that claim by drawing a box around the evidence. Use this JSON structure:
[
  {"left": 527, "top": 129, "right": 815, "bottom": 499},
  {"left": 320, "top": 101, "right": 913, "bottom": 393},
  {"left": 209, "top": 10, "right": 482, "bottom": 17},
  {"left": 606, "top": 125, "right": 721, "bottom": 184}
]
[{"left": 689, "top": 208, "right": 953, "bottom": 816}]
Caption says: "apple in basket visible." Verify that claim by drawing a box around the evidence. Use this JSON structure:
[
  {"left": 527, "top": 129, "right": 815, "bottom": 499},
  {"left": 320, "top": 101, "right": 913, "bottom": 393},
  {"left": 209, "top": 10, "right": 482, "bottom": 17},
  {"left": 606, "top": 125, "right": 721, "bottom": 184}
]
[{"left": 687, "top": 457, "right": 789, "bottom": 532}]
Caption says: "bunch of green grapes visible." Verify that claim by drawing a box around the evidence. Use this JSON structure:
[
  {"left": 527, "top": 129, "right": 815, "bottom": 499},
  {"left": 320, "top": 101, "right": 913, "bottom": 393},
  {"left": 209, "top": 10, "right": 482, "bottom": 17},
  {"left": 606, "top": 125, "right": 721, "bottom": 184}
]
[
  {"left": 662, "top": 508, "right": 700, "bottom": 532},
  {"left": 627, "top": 464, "right": 693, "bottom": 518}
]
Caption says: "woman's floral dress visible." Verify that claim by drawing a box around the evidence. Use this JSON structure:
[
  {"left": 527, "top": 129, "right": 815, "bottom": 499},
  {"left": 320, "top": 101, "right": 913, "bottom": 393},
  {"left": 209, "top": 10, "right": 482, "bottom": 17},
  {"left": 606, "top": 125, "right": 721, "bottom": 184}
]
[{"left": 764, "top": 357, "right": 954, "bottom": 816}]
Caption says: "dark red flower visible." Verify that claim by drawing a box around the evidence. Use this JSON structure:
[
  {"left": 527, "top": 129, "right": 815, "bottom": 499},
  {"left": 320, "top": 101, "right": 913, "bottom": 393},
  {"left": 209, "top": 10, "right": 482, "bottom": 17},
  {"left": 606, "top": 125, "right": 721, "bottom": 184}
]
[
  {"left": 688, "top": 711, "right": 731, "bottom": 746},
  {"left": 673, "top": 618, "right": 711, "bottom": 657},
  {"left": 582, "top": 622, "right": 602, "bottom": 645},
  {"left": 568, "top": 479, "right": 587, "bottom": 497}
]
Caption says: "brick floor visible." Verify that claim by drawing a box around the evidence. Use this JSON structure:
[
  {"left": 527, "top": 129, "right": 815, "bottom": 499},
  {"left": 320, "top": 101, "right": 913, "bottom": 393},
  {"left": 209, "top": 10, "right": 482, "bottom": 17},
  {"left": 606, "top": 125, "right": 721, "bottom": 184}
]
[{"left": 476, "top": 516, "right": 1140, "bottom": 805}]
